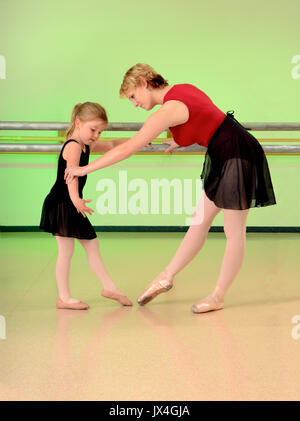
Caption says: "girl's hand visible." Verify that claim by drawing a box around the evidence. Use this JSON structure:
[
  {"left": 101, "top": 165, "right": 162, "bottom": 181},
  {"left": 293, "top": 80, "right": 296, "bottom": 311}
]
[
  {"left": 163, "top": 139, "right": 180, "bottom": 153},
  {"left": 64, "top": 165, "right": 86, "bottom": 184},
  {"left": 146, "top": 142, "right": 153, "bottom": 150},
  {"left": 73, "top": 198, "right": 94, "bottom": 218}
]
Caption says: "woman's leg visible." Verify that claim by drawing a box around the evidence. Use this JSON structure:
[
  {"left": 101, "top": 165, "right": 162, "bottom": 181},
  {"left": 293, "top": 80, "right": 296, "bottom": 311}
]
[
  {"left": 212, "top": 208, "right": 249, "bottom": 300},
  {"left": 192, "top": 208, "right": 249, "bottom": 312},
  {"left": 55, "top": 236, "right": 80, "bottom": 303},
  {"left": 137, "top": 192, "right": 221, "bottom": 304},
  {"left": 165, "top": 192, "right": 222, "bottom": 277},
  {"left": 78, "top": 238, "right": 132, "bottom": 305}
]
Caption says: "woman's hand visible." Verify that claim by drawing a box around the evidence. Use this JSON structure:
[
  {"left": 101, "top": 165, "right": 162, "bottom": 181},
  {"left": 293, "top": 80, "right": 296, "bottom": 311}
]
[
  {"left": 73, "top": 198, "right": 94, "bottom": 218},
  {"left": 64, "top": 165, "right": 86, "bottom": 184},
  {"left": 163, "top": 139, "right": 180, "bottom": 153}
]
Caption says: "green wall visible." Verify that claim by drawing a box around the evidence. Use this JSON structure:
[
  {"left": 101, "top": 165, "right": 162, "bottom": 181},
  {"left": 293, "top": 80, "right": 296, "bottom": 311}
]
[
  {"left": 0, "top": 0, "right": 299, "bottom": 228},
  {"left": 1, "top": 0, "right": 300, "bottom": 124},
  {"left": 0, "top": 153, "right": 299, "bottom": 228}
]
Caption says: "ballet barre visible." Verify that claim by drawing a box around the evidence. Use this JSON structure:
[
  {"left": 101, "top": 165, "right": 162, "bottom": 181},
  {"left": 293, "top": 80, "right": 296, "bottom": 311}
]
[
  {"left": 0, "top": 143, "right": 300, "bottom": 154},
  {"left": 1, "top": 121, "right": 300, "bottom": 131},
  {"left": 1, "top": 121, "right": 300, "bottom": 154}
]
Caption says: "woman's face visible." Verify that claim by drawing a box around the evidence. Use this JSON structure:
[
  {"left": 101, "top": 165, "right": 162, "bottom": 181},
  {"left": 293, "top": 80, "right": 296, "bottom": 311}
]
[
  {"left": 76, "top": 119, "right": 107, "bottom": 146},
  {"left": 126, "top": 80, "right": 154, "bottom": 111}
]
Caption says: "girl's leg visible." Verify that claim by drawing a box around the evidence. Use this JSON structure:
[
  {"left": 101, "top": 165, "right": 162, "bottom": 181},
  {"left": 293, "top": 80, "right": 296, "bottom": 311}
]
[
  {"left": 55, "top": 236, "right": 80, "bottom": 303},
  {"left": 137, "top": 192, "right": 221, "bottom": 305},
  {"left": 192, "top": 208, "right": 249, "bottom": 313},
  {"left": 78, "top": 238, "right": 132, "bottom": 305}
]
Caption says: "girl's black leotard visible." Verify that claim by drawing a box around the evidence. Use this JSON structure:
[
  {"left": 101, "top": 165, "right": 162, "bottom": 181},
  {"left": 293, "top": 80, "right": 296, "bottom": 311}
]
[{"left": 39, "top": 139, "right": 97, "bottom": 239}]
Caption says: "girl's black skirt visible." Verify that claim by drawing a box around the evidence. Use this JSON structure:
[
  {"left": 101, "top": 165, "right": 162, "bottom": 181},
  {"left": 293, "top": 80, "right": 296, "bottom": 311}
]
[{"left": 200, "top": 111, "right": 276, "bottom": 210}]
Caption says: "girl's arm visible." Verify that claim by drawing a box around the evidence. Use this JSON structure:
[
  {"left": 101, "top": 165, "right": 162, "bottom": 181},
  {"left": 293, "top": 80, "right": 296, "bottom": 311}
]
[
  {"left": 91, "top": 138, "right": 153, "bottom": 153},
  {"left": 90, "top": 138, "right": 129, "bottom": 153},
  {"left": 65, "top": 100, "right": 188, "bottom": 183},
  {"left": 63, "top": 142, "right": 94, "bottom": 217}
]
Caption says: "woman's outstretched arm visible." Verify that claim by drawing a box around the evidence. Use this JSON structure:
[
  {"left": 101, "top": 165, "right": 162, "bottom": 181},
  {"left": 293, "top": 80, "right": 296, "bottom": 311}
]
[{"left": 64, "top": 100, "right": 189, "bottom": 183}]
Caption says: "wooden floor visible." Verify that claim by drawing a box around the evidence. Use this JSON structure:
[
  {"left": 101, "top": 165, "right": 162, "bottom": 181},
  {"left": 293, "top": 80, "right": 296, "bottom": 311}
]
[{"left": 0, "top": 232, "right": 299, "bottom": 401}]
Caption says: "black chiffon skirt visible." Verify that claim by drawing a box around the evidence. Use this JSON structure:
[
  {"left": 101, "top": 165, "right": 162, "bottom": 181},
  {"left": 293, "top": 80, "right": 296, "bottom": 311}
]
[
  {"left": 40, "top": 195, "right": 97, "bottom": 240},
  {"left": 200, "top": 111, "right": 276, "bottom": 210}
]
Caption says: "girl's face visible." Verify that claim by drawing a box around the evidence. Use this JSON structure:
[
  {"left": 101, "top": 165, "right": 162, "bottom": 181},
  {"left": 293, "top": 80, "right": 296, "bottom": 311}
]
[
  {"left": 75, "top": 119, "right": 107, "bottom": 146},
  {"left": 126, "top": 79, "right": 154, "bottom": 111}
]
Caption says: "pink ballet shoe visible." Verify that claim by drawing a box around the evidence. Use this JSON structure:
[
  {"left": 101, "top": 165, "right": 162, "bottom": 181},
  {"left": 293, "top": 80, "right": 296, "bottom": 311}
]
[
  {"left": 137, "top": 272, "right": 173, "bottom": 306},
  {"left": 191, "top": 294, "right": 224, "bottom": 314},
  {"left": 101, "top": 289, "right": 132, "bottom": 306},
  {"left": 56, "top": 298, "right": 90, "bottom": 310}
]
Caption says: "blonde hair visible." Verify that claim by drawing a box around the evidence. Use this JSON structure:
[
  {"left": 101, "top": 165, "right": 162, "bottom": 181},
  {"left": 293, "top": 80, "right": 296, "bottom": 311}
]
[
  {"left": 66, "top": 102, "right": 108, "bottom": 140},
  {"left": 119, "top": 63, "right": 168, "bottom": 97}
]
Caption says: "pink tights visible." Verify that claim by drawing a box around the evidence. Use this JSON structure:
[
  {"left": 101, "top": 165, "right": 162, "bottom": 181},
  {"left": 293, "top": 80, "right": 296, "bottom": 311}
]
[
  {"left": 55, "top": 237, "right": 122, "bottom": 302},
  {"left": 165, "top": 192, "right": 249, "bottom": 300}
]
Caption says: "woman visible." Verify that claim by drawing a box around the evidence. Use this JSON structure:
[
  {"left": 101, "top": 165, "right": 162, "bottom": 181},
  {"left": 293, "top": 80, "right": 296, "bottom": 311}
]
[{"left": 65, "top": 63, "right": 276, "bottom": 313}]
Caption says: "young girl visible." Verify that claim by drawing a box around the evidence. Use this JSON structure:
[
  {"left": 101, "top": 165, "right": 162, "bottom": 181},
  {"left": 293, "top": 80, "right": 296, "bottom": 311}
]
[
  {"left": 64, "top": 65, "right": 276, "bottom": 314},
  {"left": 40, "top": 102, "right": 132, "bottom": 309}
]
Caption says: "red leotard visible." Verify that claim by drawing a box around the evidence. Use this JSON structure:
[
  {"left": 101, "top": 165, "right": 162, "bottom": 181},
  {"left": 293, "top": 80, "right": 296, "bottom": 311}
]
[{"left": 163, "top": 84, "right": 226, "bottom": 148}]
